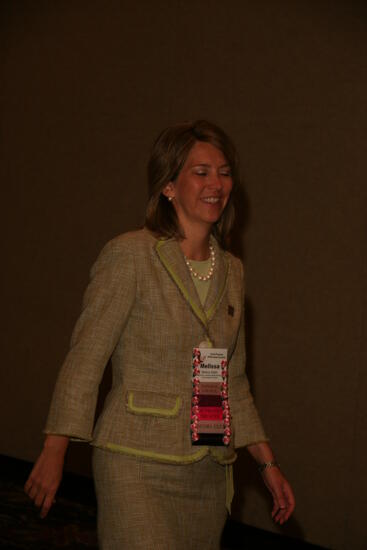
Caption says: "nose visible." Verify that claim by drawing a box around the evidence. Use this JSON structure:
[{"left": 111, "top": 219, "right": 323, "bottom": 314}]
[{"left": 208, "top": 172, "right": 223, "bottom": 191}]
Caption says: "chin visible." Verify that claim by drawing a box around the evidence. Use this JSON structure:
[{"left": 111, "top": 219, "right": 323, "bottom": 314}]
[
  {"left": 209, "top": 216, "right": 221, "bottom": 224},
  {"left": 205, "top": 211, "right": 224, "bottom": 224}
]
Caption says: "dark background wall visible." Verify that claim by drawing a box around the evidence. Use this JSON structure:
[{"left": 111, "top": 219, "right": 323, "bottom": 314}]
[{"left": 1, "top": 1, "right": 366, "bottom": 549}]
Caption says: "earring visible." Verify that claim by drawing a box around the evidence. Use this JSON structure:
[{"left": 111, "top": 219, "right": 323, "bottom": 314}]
[{"left": 168, "top": 196, "right": 173, "bottom": 202}]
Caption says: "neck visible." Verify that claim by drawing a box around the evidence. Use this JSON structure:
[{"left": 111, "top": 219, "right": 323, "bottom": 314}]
[{"left": 178, "top": 225, "right": 212, "bottom": 261}]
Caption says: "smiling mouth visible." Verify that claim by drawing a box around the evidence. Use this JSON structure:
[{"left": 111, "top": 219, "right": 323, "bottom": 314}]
[{"left": 202, "top": 197, "right": 220, "bottom": 204}]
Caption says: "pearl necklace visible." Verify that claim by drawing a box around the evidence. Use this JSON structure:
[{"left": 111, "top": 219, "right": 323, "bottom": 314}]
[{"left": 185, "top": 244, "right": 216, "bottom": 282}]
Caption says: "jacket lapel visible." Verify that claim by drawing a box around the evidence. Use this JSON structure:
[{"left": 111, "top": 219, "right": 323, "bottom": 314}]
[
  {"left": 203, "top": 238, "right": 229, "bottom": 322},
  {"left": 155, "top": 237, "right": 229, "bottom": 331}
]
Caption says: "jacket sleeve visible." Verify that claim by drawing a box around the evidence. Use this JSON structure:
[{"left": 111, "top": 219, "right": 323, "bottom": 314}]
[
  {"left": 229, "top": 260, "right": 269, "bottom": 448},
  {"left": 44, "top": 236, "right": 136, "bottom": 441}
]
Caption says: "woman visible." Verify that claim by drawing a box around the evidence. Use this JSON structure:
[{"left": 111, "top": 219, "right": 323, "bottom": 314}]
[{"left": 25, "top": 120, "right": 295, "bottom": 549}]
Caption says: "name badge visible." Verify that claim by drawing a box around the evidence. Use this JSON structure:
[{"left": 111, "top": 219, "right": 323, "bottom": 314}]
[{"left": 191, "top": 347, "right": 231, "bottom": 446}]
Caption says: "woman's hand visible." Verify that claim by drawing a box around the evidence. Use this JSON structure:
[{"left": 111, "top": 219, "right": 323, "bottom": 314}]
[
  {"left": 261, "top": 466, "right": 295, "bottom": 525},
  {"left": 24, "top": 435, "right": 69, "bottom": 518},
  {"left": 246, "top": 441, "right": 295, "bottom": 524}
]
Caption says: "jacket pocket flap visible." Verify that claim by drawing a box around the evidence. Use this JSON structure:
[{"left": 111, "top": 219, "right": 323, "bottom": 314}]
[{"left": 126, "top": 390, "right": 182, "bottom": 418}]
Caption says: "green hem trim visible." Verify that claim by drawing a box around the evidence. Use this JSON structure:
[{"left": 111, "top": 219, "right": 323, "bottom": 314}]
[
  {"left": 210, "top": 448, "right": 238, "bottom": 465},
  {"left": 155, "top": 240, "right": 208, "bottom": 329},
  {"left": 94, "top": 443, "right": 237, "bottom": 466},
  {"left": 127, "top": 392, "right": 182, "bottom": 418},
  {"left": 102, "top": 443, "right": 209, "bottom": 464}
]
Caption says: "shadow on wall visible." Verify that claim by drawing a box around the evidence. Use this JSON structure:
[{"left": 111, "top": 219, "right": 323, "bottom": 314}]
[
  {"left": 229, "top": 179, "right": 249, "bottom": 261},
  {"left": 230, "top": 179, "right": 306, "bottom": 542}
]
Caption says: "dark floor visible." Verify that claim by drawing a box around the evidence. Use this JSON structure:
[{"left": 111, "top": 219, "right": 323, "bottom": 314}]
[{"left": 0, "top": 455, "right": 324, "bottom": 549}]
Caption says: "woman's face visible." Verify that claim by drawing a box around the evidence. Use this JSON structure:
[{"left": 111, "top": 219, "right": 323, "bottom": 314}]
[{"left": 163, "top": 141, "right": 233, "bottom": 234}]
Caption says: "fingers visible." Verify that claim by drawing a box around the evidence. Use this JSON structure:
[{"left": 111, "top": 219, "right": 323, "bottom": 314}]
[
  {"left": 24, "top": 471, "right": 40, "bottom": 502},
  {"left": 271, "top": 498, "right": 287, "bottom": 524},
  {"left": 283, "top": 483, "right": 296, "bottom": 521},
  {"left": 263, "top": 470, "right": 295, "bottom": 525},
  {"left": 25, "top": 480, "right": 56, "bottom": 518},
  {"left": 24, "top": 477, "right": 46, "bottom": 517},
  {"left": 272, "top": 502, "right": 288, "bottom": 525},
  {"left": 271, "top": 493, "right": 288, "bottom": 524},
  {"left": 24, "top": 477, "right": 32, "bottom": 494},
  {"left": 40, "top": 494, "right": 56, "bottom": 519},
  {"left": 24, "top": 447, "right": 65, "bottom": 518},
  {"left": 271, "top": 482, "right": 296, "bottom": 525},
  {"left": 24, "top": 466, "right": 58, "bottom": 519}
]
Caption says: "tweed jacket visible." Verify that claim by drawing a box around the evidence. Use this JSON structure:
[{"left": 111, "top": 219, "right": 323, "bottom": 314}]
[{"left": 45, "top": 229, "right": 267, "bottom": 465}]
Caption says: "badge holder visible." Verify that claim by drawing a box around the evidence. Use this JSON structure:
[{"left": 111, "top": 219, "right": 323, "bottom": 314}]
[{"left": 190, "top": 347, "right": 231, "bottom": 446}]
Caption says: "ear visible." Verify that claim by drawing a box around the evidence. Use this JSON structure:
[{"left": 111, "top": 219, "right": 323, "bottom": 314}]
[{"left": 162, "top": 182, "right": 175, "bottom": 200}]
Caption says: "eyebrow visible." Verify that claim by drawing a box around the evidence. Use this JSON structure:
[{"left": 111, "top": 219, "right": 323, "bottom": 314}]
[{"left": 191, "top": 163, "right": 231, "bottom": 169}]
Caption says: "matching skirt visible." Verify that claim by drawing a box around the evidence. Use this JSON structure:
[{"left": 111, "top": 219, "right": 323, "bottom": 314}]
[{"left": 92, "top": 448, "right": 228, "bottom": 550}]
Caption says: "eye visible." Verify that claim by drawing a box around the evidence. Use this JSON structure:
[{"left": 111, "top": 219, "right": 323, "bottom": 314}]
[
  {"left": 220, "top": 170, "right": 231, "bottom": 177},
  {"left": 195, "top": 170, "right": 208, "bottom": 177}
]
